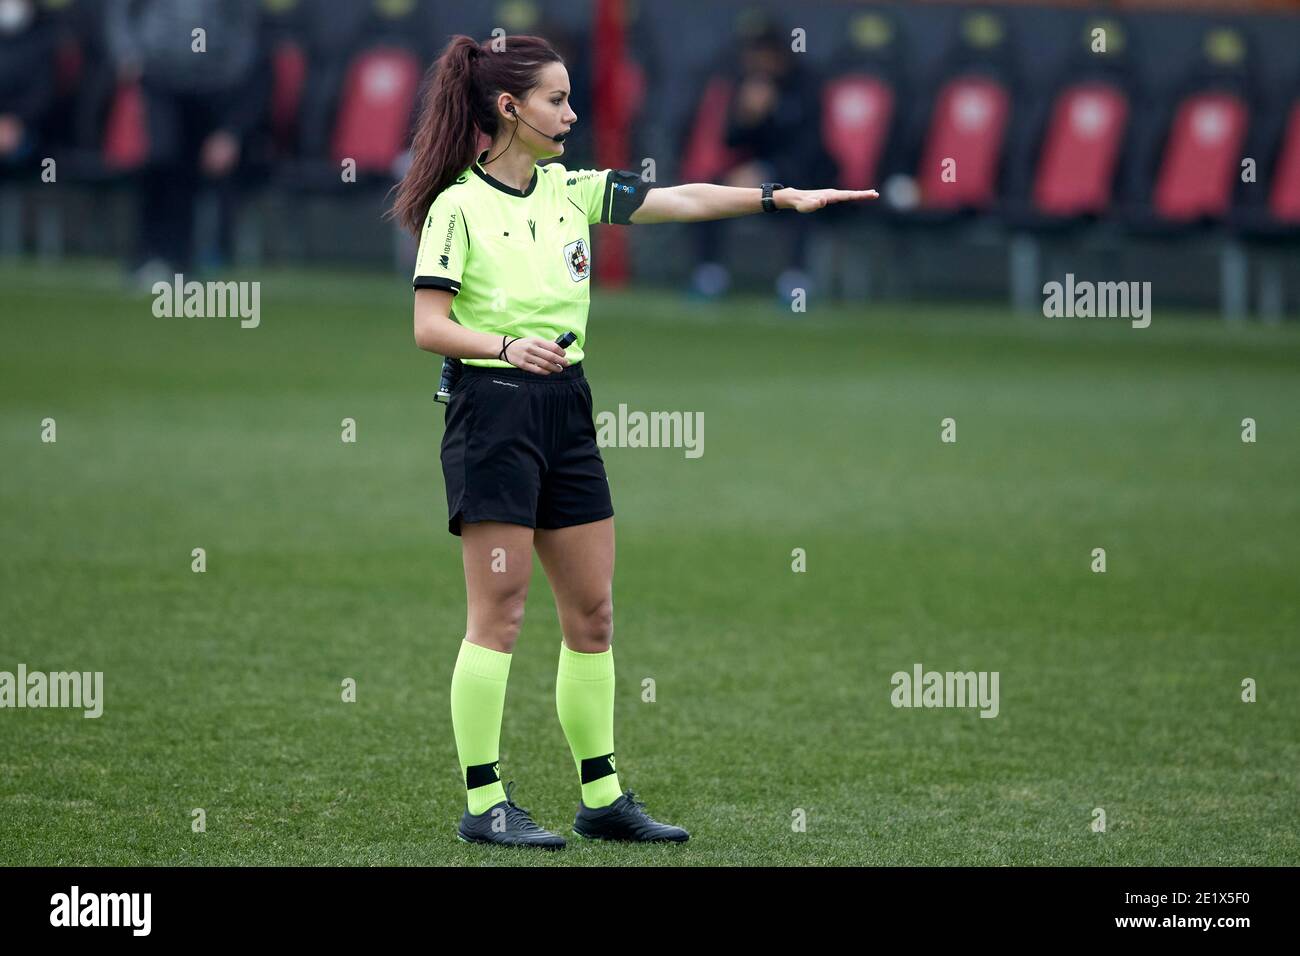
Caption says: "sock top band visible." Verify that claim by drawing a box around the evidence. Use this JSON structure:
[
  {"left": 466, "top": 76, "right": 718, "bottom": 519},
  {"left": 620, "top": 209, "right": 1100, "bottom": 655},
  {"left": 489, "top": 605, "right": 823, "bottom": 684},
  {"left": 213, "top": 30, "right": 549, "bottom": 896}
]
[
  {"left": 456, "top": 639, "right": 512, "bottom": 681},
  {"left": 557, "top": 642, "right": 614, "bottom": 681}
]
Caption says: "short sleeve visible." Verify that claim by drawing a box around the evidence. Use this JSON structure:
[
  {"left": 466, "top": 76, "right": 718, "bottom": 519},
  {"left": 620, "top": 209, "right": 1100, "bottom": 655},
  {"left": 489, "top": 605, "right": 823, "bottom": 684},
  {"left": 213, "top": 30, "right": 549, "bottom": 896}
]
[
  {"left": 412, "top": 189, "right": 468, "bottom": 294},
  {"left": 565, "top": 168, "right": 652, "bottom": 226}
]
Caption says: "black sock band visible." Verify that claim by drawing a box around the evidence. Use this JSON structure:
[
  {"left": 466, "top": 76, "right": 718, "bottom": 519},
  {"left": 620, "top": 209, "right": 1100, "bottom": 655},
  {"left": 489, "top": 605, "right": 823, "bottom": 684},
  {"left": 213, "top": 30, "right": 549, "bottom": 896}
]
[
  {"left": 465, "top": 760, "right": 501, "bottom": 790},
  {"left": 580, "top": 753, "right": 617, "bottom": 783}
]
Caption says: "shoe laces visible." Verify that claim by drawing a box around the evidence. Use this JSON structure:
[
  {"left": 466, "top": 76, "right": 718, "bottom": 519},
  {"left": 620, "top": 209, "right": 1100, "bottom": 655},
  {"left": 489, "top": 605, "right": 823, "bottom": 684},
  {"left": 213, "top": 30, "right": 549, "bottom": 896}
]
[
  {"left": 622, "top": 789, "right": 649, "bottom": 816},
  {"left": 618, "top": 789, "right": 670, "bottom": 836},
  {"left": 502, "top": 781, "right": 543, "bottom": 831}
]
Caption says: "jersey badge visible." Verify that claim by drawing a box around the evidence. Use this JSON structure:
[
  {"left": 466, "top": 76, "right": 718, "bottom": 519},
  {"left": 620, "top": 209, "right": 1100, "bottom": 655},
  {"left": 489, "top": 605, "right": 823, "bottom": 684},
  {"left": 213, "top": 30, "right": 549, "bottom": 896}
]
[{"left": 563, "top": 237, "right": 591, "bottom": 282}]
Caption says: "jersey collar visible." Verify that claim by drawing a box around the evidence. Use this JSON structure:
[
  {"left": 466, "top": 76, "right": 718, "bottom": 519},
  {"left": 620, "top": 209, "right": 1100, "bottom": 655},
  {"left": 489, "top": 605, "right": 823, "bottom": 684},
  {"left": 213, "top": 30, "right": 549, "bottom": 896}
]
[{"left": 472, "top": 149, "right": 538, "bottom": 198}]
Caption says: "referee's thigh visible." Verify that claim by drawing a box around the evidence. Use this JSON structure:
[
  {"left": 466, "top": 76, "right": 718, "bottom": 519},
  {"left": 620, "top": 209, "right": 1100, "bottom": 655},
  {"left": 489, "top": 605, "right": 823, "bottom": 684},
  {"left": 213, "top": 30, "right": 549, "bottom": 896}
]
[{"left": 461, "top": 520, "right": 535, "bottom": 653}]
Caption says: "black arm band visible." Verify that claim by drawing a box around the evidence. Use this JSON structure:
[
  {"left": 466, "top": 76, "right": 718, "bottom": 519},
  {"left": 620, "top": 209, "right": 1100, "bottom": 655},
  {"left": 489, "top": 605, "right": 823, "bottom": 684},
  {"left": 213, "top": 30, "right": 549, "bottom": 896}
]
[{"left": 602, "top": 170, "right": 653, "bottom": 225}]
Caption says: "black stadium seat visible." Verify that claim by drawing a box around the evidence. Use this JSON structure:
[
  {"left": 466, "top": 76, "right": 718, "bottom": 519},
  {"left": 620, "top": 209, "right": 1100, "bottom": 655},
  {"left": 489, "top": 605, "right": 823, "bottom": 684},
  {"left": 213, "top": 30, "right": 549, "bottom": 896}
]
[
  {"left": 821, "top": 9, "right": 909, "bottom": 196},
  {"left": 897, "top": 10, "right": 1021, "bottom": 224},
  {"left": 1004, "top": 16, "right": 1140, "bottom": 227},
  {"left": 1122, "top": 25, "right": 1259, "bottom": 233}
]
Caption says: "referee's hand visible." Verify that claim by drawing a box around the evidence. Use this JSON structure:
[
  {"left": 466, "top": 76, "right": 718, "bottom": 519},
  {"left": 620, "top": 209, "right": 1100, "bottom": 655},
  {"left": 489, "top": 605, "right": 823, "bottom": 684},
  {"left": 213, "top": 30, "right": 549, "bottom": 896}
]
[
  {"left": 779, "top": 187, "right": 879, "bottom": 213},
  {"left": 505, "top": 337, "right": 570, "bottom": 375}
]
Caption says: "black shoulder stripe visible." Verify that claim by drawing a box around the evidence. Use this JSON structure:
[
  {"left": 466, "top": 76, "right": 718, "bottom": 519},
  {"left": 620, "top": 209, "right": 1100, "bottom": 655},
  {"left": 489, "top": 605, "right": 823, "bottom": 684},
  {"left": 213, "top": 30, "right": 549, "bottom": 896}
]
[{"left": 414, "top": 276, "right": 460, "bottom": 294}]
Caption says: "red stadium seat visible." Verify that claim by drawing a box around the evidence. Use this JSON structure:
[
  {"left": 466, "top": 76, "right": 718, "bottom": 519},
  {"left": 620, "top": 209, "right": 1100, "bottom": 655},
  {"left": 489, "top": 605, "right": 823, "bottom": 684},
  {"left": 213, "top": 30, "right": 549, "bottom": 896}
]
[
  {"left": 329, "top": 46, "right": 421, "bottom": 173},
  {"left": 271, "top": 40, "right": 308, "bottom": 154},
  {"left": 103, "top": 82, "right": 148, "bottom": 172},
  {"left": 679, "top": 77, "right": 749, "bottom": 184},
  {"left": 1268, "top": 100, "right": 1300, "bottom": 224},
  {"left": 1033, "top": 82, "right": 1129, "bottom": 217},
  {"left": 822, "top": 74, "right": 895, "bottom": 190},
  {"left": 918, "top": 75, "right": 1010, "bottom": 210},
  {"left": 613, "top": 59, "right": 645, "bottom": 127},
  {"left": 55, "top": 38, "right": 83, "bottom": 98},
  {"left": 1152, "top": 91, "right": 1248, "bottom": 221}
]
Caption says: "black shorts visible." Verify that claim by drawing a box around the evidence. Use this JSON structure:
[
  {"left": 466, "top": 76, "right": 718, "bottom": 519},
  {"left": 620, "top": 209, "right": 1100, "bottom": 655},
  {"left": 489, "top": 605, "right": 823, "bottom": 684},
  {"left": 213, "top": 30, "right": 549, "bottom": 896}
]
[{"left": 440, "top": 362, "right": 614, "bottom": 536}]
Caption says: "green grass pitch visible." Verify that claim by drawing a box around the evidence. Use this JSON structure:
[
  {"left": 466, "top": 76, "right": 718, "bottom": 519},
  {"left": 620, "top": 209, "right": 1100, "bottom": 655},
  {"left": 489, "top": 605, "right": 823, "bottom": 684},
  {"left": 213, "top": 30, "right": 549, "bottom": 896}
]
[{"left": 1, "top": 261, "right": 1296, "bottom": 866}]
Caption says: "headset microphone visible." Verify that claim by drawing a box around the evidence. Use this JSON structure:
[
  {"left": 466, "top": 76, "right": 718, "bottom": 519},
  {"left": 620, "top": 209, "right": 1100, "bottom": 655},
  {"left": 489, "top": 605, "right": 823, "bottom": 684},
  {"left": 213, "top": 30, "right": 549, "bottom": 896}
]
[{"left": 507, "top": 103, "right": 568, "bottom": 143}]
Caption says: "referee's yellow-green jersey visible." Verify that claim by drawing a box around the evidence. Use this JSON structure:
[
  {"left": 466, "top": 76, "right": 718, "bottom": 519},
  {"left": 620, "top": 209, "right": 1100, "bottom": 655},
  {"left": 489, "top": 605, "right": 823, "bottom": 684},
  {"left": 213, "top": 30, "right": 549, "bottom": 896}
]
[{"left": 413, "top": 149, "right": 652, "bottom": 368}]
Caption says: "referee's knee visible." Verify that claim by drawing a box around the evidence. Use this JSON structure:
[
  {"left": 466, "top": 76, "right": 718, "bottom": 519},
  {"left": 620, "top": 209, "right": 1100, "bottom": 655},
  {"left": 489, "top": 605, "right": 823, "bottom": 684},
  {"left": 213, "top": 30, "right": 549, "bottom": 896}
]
[
  {"left": 566, "top": 597, "right": 614, "bottom": 651},
  {"left": 469, "top": 589, "right": 528, "bottom": 653}
]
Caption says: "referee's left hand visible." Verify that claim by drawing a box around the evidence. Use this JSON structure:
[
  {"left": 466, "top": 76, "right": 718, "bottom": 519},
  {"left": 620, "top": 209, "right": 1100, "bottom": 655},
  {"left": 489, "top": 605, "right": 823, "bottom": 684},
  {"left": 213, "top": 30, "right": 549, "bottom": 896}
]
[
  {"left": 505, "top": 337, "right": 569, "bottom": 375},
  {"left": 778, "top": 187, "right": 879, "bottom": 213}
]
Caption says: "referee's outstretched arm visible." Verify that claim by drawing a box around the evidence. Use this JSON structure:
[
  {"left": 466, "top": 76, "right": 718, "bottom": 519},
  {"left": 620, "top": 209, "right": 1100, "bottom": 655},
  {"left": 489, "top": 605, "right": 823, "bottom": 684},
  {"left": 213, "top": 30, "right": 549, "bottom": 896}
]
[{"left": 626, "top": 182, "right": 878, "bottom": 224}]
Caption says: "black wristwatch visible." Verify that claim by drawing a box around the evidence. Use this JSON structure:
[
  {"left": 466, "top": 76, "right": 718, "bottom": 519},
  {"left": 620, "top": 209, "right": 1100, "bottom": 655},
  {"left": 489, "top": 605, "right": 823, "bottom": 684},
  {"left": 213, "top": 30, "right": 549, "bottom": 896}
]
[{"left": 760, "top": 182, "right": 784, "bottom": 213}]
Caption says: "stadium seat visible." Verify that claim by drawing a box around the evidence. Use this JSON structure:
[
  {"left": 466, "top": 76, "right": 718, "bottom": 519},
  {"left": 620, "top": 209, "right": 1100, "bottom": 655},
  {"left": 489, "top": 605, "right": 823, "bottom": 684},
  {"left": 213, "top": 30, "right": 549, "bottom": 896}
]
[
  {"left": 822, "top": 74, "right": 894, "bottom": 191},
  {"left": 995, "top": 15, "right": 1139, "bottom": 228},
  {"left": 1107, "top": 25, "right": 1264, "bottom": 318},
  {"left": 1228, "top": 90, "right": 1300, "bottom": 321},
  {"left": 329, "top": 47, "right": 421, "bottom": 174},
  {"left": 808, "top": 10, "right": 909, "bottom": 299},
  {"left": 54, "top": 36, "right": 84, "bottom": 100},
  {"left": 1121, "top": 24, "right": 1257, "bottom": 229},
  {"left": 270, "top": 40, "right": 308, "bottom": 157},
  {"left": 823, "top": 8, "right": 909, "bottom": 194},
  {"left": 1152, "top": 91, "right": 1248, "bottom": 222},
  {"left": 999, "top": 17, "right": 1141, "bottom": 313},
  {"left": 267, "top": 39, "right": 422, "bottom": 266},
  {"left": 856, "top": 10, "right": 1020, "bottom": 305},
  {"left": 897, "top": 11, "right": 1020, "bottom": 219},
  {"left": 102, "top": 81, "right": 148, "bottom": 172},
  {"left": 918, "top": 75, "right": 1011, "bottom": 211},
  {"left": 1266, "top": 100, "right": 1300, "bottom": 224},
  {"left": 679, "top": 77, "right": 749, "bottom": 185},
  {"left": 1033, "top": 82, "right": 1130, "bottom": 218}
]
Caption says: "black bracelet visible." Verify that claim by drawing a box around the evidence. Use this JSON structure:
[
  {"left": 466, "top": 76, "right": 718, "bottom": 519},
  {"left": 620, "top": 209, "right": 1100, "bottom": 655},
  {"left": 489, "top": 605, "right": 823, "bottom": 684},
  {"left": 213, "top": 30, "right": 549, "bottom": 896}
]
[{"left": 498, "top": 334, "right": 519, "bottom": 363}]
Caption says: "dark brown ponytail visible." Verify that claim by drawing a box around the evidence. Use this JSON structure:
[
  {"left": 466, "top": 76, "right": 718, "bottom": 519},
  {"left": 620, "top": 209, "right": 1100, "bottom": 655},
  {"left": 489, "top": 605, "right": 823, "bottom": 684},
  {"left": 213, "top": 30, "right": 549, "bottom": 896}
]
[{"left": 389, "top": 34, "right": 563, "bottom": 235}]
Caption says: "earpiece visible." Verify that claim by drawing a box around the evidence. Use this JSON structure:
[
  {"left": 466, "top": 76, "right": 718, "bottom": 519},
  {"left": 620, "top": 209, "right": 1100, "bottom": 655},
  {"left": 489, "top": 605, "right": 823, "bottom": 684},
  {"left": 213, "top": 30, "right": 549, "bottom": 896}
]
[{"left": 503, "top": 101, "right": 567, "bottom": 143}]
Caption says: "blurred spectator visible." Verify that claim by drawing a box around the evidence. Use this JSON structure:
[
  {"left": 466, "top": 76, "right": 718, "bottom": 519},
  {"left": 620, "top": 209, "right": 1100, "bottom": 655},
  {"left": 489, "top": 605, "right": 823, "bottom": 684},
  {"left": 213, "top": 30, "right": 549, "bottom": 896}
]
[
  {"left": 537, "top": 17, "right": 594, "bottom": 163},
  {"left": 0, "top": 0, "right": 57, "bottom": 169},
  {"left": 106, "top": 0, "right": 268, "bottom": 281},
  {"left": 689, "top": 21, "right": 835, "bottom": 304}
]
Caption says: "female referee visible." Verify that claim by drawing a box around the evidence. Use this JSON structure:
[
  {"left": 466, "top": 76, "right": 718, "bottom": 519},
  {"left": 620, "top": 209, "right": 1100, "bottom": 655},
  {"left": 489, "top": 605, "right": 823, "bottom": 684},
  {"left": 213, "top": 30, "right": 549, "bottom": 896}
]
[{"left": 392, "top": 34, "right": 877, "bottom": 848}]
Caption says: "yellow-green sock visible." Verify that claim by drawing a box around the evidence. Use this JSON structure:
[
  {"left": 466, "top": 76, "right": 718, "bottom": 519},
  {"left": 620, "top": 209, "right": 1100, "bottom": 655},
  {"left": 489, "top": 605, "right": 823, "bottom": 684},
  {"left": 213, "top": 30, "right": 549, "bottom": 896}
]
[
  {"left": 450, "top": 639, "right": 511, "bottom": 815},
  {"left": 555, "top": 642, "right": 623, "bottom": 809}
]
